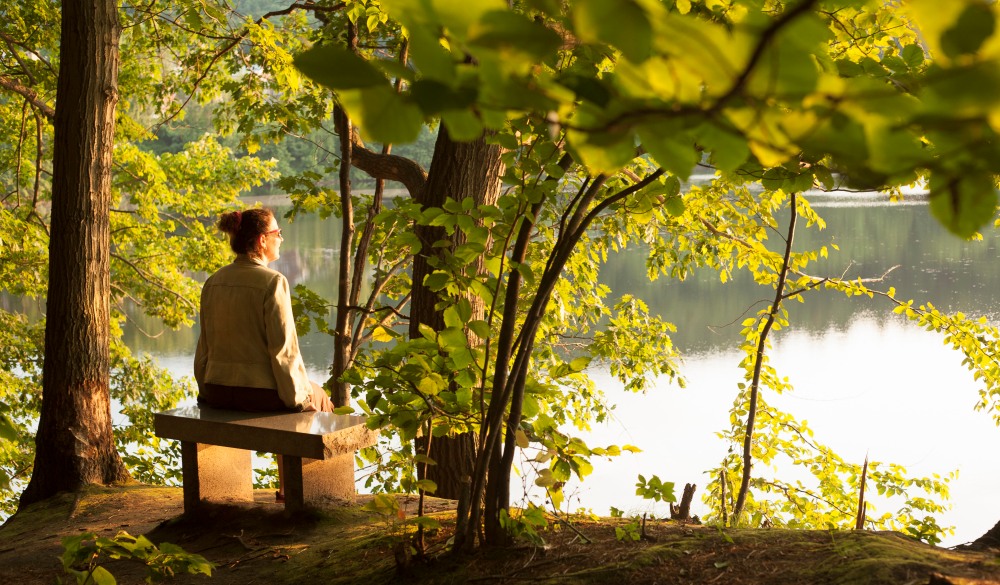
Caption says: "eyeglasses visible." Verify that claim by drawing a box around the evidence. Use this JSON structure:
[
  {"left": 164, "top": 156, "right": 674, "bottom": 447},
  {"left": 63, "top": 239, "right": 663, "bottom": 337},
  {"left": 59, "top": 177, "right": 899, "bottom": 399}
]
[{"left": 265, "top": 228, "right": 283, "bottom": 238}]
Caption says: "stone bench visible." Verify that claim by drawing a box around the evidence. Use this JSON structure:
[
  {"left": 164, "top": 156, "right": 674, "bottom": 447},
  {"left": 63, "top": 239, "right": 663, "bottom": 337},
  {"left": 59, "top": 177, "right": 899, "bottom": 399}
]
[{"left": 153, "top": 406, "right": 378, "bottom": 513}]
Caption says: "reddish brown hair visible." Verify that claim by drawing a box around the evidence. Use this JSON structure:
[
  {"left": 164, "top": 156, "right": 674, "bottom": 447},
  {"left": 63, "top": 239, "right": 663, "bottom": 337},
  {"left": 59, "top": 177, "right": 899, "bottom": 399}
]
[{"left": 217, "top": 208, "right": 273, "bottom": 256}]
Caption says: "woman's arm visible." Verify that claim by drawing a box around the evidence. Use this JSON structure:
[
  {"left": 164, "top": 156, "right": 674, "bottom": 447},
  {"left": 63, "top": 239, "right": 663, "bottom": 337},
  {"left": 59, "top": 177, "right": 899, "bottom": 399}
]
[{"left": 264, "top": 274, "right": 314, "bottom": 410}]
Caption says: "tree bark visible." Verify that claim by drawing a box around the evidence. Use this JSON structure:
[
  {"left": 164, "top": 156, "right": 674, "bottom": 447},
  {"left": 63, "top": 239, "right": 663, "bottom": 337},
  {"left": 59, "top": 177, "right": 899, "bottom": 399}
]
[
  {"left": 411, "top": 127, "right": 503, "bottom": 500},
  {"left": 19, "top": 0, "right": 130, "bottom": 507},
  {"left": 972, "top": 519, "right": 1000, "bottom": 550},
  {"left": 330, "top": 105, "right": 354, "bottom": 408}
]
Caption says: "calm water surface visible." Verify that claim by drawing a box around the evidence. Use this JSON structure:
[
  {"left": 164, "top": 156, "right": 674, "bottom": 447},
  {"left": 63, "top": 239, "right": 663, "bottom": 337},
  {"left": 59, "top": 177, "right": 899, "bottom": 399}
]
[{"left": 128, "top": 194, "right": 1000, "bottom": 547}]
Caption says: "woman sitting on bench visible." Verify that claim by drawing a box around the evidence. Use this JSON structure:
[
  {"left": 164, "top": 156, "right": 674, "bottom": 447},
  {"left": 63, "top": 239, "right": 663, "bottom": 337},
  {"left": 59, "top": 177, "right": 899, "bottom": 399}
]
[{"left": 194, "top": 207, "right": 334, "bottom": 500}]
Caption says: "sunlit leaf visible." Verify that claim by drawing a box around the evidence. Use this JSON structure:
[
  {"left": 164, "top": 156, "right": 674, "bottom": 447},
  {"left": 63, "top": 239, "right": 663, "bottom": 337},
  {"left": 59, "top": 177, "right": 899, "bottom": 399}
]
[
  {"left": 573, "top": 0, "right": 653, "bottom": 62},
  {"left": 515, "top": 429, "right": 530, "bottom": 449}
]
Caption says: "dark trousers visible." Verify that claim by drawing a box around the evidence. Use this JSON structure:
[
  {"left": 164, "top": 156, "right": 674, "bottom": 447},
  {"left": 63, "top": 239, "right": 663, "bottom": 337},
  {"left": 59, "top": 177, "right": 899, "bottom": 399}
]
[{"left": 197, "top": 382, "right": 291, "bottom": 412}]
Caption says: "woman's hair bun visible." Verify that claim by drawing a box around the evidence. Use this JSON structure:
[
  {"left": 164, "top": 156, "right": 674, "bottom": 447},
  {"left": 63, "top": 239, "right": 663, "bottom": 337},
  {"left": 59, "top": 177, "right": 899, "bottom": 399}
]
[{"left": 217, "top": 210, "right": 242, "bottom": 234}]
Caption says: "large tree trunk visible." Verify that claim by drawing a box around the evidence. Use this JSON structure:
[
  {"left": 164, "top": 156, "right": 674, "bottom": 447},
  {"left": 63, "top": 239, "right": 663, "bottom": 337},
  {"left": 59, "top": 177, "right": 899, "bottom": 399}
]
[
  {"left": 19, "top": 0, "right": 129, "bottom": 507},
  {"left": 971, "top": 519, "right": 1000, "bottom": 550},
  {"left": 411, "top": 127, "right": 503, "bottom": 500}
]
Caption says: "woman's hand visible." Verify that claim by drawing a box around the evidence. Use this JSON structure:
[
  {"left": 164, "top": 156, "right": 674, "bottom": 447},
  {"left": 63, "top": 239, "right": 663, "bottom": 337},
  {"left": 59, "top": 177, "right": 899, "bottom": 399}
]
[{"left": 304, "top": 381, "right": 334, "bottom": 412}]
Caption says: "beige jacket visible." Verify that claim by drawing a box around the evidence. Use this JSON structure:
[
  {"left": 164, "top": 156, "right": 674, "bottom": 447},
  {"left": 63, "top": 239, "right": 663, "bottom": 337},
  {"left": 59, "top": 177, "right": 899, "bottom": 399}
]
[{"left": 194, "top": 255, "right": 313, "bottom": 410}]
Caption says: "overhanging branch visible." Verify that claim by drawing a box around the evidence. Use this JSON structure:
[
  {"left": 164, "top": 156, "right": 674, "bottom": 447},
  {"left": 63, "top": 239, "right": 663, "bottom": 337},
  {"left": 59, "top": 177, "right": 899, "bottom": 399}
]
[
  {"left": 347, "top": 124, "right": 428, "bottom": 197},
  {"left": 0, "top": 75, "right": 54, "bottom": 121}
]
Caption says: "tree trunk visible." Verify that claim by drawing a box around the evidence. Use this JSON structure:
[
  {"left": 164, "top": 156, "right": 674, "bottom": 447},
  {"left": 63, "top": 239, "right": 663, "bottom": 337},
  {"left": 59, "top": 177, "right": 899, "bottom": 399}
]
[
  {"left": 19, "top": 0, "right": 129, "bottom": 507},
  {"left": 972, "top": 519, "right": 1000, "bottom": 550},
  {"left": 411, "top": 127, "right": 503, "bottom": 500},
  {"left": 330, "top": 105, "right": 354, "bottom": 408}
]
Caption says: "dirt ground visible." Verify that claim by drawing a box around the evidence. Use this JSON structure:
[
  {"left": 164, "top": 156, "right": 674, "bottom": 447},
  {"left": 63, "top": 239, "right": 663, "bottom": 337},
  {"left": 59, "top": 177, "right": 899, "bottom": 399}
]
[{"left": 1, "top": 484, "right": 999, "bottom": 585}]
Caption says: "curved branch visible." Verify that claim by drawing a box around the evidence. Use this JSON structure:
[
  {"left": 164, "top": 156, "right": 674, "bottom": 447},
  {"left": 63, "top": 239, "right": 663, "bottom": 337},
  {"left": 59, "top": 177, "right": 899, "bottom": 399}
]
[
  {"left": 0, "top": 29, "right": 54, "bottom": 73},
  {"left": 0, "top": 75, "right": 54, "bottom": 121},
  {"left": 347, "top": 125, "right": 428, "bottom": 197}
]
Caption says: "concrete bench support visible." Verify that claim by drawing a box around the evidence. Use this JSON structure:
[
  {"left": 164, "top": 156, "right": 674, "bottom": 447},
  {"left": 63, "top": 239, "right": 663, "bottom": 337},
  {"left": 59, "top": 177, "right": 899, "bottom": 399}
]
[{"left": 154, "top": 406, "right": 377, "bottom": 513}]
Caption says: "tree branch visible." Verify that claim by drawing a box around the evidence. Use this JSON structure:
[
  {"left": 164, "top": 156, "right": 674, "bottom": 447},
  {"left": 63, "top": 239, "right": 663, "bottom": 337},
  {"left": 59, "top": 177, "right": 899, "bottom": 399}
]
[
  {"left": 150, "top": 1, "right": 347, "bottom": 132},
  {"left": 347, "top": 125, "right": 428, "bottom": 197},
  {"left": 0, "top": 75, "right": 54, "bottom": 121},
  {"left": 110, "top": 253, "right": 198, "bottom": 312}
]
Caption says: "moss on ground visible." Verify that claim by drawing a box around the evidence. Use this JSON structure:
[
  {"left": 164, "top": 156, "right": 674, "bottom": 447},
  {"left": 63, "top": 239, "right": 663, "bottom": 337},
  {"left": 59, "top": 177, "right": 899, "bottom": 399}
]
[{"left": 1, "top": 486, "right": 999, "bottom": 584}]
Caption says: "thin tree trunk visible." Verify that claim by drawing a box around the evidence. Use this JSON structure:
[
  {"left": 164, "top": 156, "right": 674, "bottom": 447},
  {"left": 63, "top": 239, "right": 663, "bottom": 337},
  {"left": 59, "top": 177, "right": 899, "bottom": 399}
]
[
  {"left": 20, "top": 0, "right": 129, "bottom": 507},
  {"left": 464, "top": 169, "right": 663, "bottom": 549},
  {"left": 731, "top": 193, "right": 797, "bottom": 524},
  {"left": 330, "top": 104, "right": 354, "bottom": 408}
]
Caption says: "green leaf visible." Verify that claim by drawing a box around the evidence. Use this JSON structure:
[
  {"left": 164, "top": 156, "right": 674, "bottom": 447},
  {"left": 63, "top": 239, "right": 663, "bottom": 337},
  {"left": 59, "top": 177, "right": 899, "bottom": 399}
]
[
  {"left": 761, "top": 168, "right": 785, "bottom": 191},
  {"left": 449, "top": 346, "right": 475, "bottom": 369},
  {"left": 438, "top": 326, "right": 469, "bottom": 352},
  {"left": 901, "top": 44, "right": 925, "bottom": 69},
  {"left": 294, "top": 45, "right": 387, "bottom": 90},
  {"left": 423, "top": 271, "right": 451, "bottom": 291},
  {"left": 573, "top": 0, "right": 653, "bottom": 62},
  {"left": 337, "top": 87, "right": 424, "bottom": 144},
  {"left": 640, "top": 126, "right": 699, "bottom": 180},
  {"left": 567, "top": 127, "right": 637, "bottom": 174},
  {"left": 407, "top": 25, "right": 459, "bottom": 83},
  {"left": 928, "top": 173, "right": 997, "bottom": 238},
  {"left": 383, "top": 0, "right": 506, "bottom": 41},
  {"left": 455, "top": 298, "right": 473, "bottom": 322},
  {"left": 333, "top": 406, "right": 355, "bottom": 415},
  {"left": 0, "top": 413, "right": 16, "bottom": 442},
  {"left": 411, "top": 80, "right": 478, "bottom": 114},
  {"left": 456, "top": 386, "right": 473, "bottom": 409},
  {"left": 515, "top": 428, "right": 530, "bottom": 448},
  {"left": 418, "top": 323, "right": 437, "bottom": 341},
  {"left": 699, "top": 122, "right": 750, "bottom": 173},
  {"left": 468, "top": 319, "right": 491, "bottom": 339},
  {"left": 535, "top": 468, "right": 557, "bottom": 487},
  {"left": 521, "top": 395, "right": 540, "bottom": 419},
  {"left": 90, "top": 566, "right": 117, "bottom": 585},
  {"left": 747, "top": 14, "right": 826, "bottom": 98},
  {"left": 418, "top": 375, "right": 444, "bottom": 395},
  {"left": 572, "top": 456, "right": 594, "bottom": 478},
  {"left": 940, "top": 2, "right": 995, "bottom": 60},
  {"left": 468, "top": 10, "right": 563, "bottom": 62},
  {"left": 409, "top": 515, "right": 442, "bottom": 530},
  {"left": 442, "top": 110, "right": 485, "bottom": 141},
  {"left": 664, "top": 196, "right": 685, "bottom": 217}
]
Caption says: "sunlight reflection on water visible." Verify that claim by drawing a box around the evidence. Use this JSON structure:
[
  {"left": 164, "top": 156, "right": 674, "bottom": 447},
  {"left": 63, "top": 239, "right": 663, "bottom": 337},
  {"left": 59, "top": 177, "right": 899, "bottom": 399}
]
[{"left": 560, "top": 317, "right": 999, "bottom": 547}]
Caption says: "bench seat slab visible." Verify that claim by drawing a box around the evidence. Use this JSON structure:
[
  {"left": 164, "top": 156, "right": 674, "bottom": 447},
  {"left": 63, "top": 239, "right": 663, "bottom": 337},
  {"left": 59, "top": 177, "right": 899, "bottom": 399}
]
[{"left": 156, "top": 406, "right": 377, "bottom": 513}]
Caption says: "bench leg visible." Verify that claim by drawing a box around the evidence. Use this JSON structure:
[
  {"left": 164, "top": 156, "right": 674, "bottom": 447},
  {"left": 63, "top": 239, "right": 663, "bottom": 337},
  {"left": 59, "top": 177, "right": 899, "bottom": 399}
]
[
  {"left": 282, "top": 455, "right": 305, "bottom": 512},
  {"left": 181, "top": 442, "right": 200, "bottom": 513},
  {"left": 277, "top": 454, "right": 356, "bottom": 511},
  {"left": 303, "top": 453, "right": 356, "bottom": 500},
  {"left": 184, "top": 443, "right": 253, "bottom": 508}
]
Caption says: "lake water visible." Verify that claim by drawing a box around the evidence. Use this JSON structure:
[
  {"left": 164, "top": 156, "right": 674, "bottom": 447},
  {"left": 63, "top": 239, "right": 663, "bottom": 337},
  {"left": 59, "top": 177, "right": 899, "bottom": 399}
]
[{"left": 127, "top": 193, "right": 1000, "bottom": 547}]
